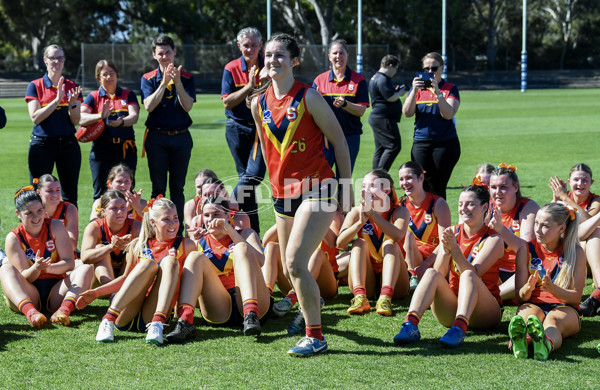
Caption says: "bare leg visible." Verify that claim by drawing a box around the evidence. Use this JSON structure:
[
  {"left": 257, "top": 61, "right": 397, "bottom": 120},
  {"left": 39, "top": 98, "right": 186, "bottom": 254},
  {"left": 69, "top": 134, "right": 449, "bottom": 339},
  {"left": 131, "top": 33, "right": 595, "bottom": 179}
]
[
  {"left": 0, "top": 264, "right": 40, "bottom": 310},
  {"left": 455, "top": 270, "right": 501, "bottom": 329},
  {"left": 584, "top": 230, "right": 600, "bottom": 287},
  {"left": 233, "top": 242, "right": 271, "bottom": 316},
  {"left": 49, "top": 263, "right": 94, "bottom": 312},
  {"left": 381, "top": 240, "right": 409, "bottom": 299},
  {"left": 410, "top": 268, "right": 457, "bottom": 327},
  {"left": 140, "top": 256, "right": 180, "bottom": 323},
  {"left": 311, "top": 248, "right": 338, "bottom": 299},
  {"left": 543, "top": 307, "right": 580, "bottom": 350},
  {"left": 111, "top": 260, "right": 159, "bottom": 326},
  {"left": 499, "top": 274, "right": 516, "bottom": 301}
]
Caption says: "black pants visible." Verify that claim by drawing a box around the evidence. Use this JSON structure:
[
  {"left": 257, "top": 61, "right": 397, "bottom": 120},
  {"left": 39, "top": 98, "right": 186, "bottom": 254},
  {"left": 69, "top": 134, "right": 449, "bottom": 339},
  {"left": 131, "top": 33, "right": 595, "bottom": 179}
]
[
  {"left": 90, "top": 138, "right": 137, "bottom": 199},
  {"left": 369, "top": 115, "right": 400, "bottom": 171},
  {"left": 28, "top": 134, "right": 81, "bottom": 207},
  {"left": 411, "top": 137, "right": 461, "bottom": 199}
]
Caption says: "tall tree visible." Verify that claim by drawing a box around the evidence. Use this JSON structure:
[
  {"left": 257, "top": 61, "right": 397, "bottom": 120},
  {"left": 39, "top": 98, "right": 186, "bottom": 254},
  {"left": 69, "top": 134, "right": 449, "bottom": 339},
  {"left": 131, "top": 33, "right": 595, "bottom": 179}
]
[
  {"left": 543, "top": 0, "right": 579, "bottom": 69},
  {"left": 472, "top": 0, "right": 511, "bottom": 71}
]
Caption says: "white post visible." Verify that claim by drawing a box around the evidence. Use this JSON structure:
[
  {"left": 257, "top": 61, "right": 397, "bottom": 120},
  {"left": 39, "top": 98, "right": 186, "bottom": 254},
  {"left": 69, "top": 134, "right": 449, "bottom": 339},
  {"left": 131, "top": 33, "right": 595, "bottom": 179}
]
[
  {"left": 442, "top": 0, "right": 447, "bottom": 79},
  {"left": 267, "top": 0, "right": 272, "bottom": 39},
  {"left": 357, "top": 0, "right": 363, "bottom": 74},
  {"left": 521, "top": 0, "right": 527, "bottom": 92}
]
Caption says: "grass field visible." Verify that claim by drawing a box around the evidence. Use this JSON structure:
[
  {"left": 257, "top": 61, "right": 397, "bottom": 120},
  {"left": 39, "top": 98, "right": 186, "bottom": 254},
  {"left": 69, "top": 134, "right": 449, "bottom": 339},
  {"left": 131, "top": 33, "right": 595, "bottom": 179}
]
[{"left": 1, "top": 89, "right": 600, "bottom": 389}]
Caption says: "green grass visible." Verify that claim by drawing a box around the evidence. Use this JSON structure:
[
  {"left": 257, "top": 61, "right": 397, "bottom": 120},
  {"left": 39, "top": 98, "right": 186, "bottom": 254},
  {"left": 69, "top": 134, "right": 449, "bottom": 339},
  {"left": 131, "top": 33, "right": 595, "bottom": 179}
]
[{"left": 1, "top": 90, "right": 600, "bottom": 389}]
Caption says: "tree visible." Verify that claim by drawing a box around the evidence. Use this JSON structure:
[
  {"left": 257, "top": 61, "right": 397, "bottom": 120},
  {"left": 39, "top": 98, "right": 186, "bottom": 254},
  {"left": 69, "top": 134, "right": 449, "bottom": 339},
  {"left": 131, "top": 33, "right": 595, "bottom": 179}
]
[
  {"left": 543, "top": 0, "right": 579, "bottom": 70},
  {"left": 471, "top": 0, "right": 511, "bottom": 71}
]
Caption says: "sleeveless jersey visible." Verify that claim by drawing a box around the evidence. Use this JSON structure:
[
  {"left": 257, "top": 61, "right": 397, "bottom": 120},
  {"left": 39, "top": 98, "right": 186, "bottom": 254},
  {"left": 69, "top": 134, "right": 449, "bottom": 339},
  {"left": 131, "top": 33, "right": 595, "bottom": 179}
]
[
  {"left": 448, "top": 224, "right": 501, "bottom": 302},
  {"left": 258, "top": 80, "right": 334, "bottom": 199},
  {"left": 320, "top": 240, "right": 340, "bottom": 274},
  {"left": 96, "top": 217, "right": 134, "bottom": 269},
  {"left": 11, "top": 219, "right": 63, "bottom": 279},
  {"left": 198, "top": 233, "right": 237, "bottom": 290},
  {"left": 402, "top": 192, "right": 441, "bottom": 258},
  {"left": 497, "top": 198, "right": 531, "bottom": 273},
  {"left": 50, "top": 201, "right": 69, "bottom": 225},
  {"left": 359, "top": 208, "right": 399, "bottom": 274},
  {"left": 142, "top": 236, "right": 186, "bottom": 304},
  {"left": 569, "top": 192, "right": 598, "bottom": 212},
  {"left": 526, "top": 240, "right": 567, "bottom": 305}
]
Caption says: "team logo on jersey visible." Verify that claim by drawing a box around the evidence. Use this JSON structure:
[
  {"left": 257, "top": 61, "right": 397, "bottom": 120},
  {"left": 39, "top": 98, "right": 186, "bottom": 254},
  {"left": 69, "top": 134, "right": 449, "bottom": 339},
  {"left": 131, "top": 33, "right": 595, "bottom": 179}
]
[
  {"left": 286, "top": 107, "right": 297, "bottom": 121},
  {"left": 141, "top": 247, "right": 154, "bottom": 260},
  {"left": 262, "top": 110, "right": 272, "bottom": 124},
  {"left": 26, "top": 248, "right": 35, "bottom": 260},
  {"left": 46, "top": 240, "right": 55, "bottom": 252},
  {"left": 121, "top": 99, "right": 127, "bottom": 106},
  {"left": 128, "top": 213, "right": 134, "bottom": 220},
  {"left": 512, "top": 220, "right": 521, "bottom": 231},
  {"left": 228, "top": 242, "right": 235, "bottom": 251},
  {"left": 102, "top": 239, "right": 110, "bottom": 246},
  {"left": 529, "top": 257, "right": 545, "bottom": 278},
  {"left": 203, "top": 247, "right": 215, "bottom": 259},
  {"left": 424, "top": 214, "right": 433, "bottom": 224},
  {"left": 471, "top": 246, "right": 480, "bottom": 258},
  {"left": 349, "top": 84, "right": 354, "bottom": 91},
  {"left": 362, "top": 221, "right": 374, "bottom": 235},
  {"left": 168, "top": 247, "right": 177, "bottom": 257}
]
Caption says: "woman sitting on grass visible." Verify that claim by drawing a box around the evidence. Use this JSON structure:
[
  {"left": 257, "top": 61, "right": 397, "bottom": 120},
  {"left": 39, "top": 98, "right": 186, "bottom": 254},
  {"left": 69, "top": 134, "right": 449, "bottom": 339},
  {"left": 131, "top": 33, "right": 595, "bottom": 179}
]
[
  {"left": 337, "top": 169, "right": 410, "bottom": 317},
  {"left": 549, "top": 163, "right": 600, "bottom": 316},
  {"left": 0, "top": 189, "right": 93, "bottom": 328},
  {"left": 89, "top": 163, "right": 146, "bottom": 222},
  {"left": 36, "top": 174, "right": 79, "bottom": 253},
  {"left": 398, "top": 161, "right": 451, "bottom": 290},
  {"left": 488, "top": 164, "right": 539, "bottom": 302},
  {"left": 508, "top": 203, "right": 585, "bottom": 360},
  {"left": 77, "top": 196, "right": 195, "bottom": 345},
  {"left": 393, "top": 184, "right": 505, "bottom": 348},
  {"left": 164, "top": 196, "right": 271, "bottom": 343},
  {"left": 183, "top": 168, "right": 218, "bottom": 233},
  {"left": 80, "top": 190, "right": 141, "bottom": 286}
]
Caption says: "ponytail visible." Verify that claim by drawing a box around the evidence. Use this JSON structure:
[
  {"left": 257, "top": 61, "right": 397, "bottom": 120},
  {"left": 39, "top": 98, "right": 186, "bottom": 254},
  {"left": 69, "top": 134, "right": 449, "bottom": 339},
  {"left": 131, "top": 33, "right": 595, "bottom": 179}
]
[{"left": 541, "top": 203, "right": 579, "bottom": 289}]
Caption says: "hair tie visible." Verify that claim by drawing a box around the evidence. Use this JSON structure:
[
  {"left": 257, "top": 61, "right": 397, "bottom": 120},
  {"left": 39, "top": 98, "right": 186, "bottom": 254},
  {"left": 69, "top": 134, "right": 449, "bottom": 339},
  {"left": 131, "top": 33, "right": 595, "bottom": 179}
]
[
  {"left": 14, "top": 185, "right": 35, "bottom": 199},
  {"left": 568, "top": 208, "right": 576, "bottom": 221},
  {"left": 32, "top": 178, "right": 39, "bottom": 185},
  {"left": 145, "top": 194, "right": 163, "bottom": 212},
  {"left": 470, "top": 175, "right": 490, "bottom": 191},
  {"left": 497, "top": 163, "right": 517, "bottom": 172},
  {"left": 95, "top": 204, "right": 102, "bottom": 213}
]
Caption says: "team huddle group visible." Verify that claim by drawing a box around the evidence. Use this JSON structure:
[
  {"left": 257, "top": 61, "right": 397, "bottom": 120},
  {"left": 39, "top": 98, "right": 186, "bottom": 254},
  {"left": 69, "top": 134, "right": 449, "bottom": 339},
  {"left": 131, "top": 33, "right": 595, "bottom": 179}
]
[{"left": 0, "top": 27, "right": 596, "bottom": 359}]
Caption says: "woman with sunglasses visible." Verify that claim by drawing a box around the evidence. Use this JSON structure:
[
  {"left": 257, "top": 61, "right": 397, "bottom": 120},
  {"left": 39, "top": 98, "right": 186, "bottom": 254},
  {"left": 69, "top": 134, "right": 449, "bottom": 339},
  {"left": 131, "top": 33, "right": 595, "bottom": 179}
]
[{"left": 402, "top": 52, "right": 460, "bottom": 199}]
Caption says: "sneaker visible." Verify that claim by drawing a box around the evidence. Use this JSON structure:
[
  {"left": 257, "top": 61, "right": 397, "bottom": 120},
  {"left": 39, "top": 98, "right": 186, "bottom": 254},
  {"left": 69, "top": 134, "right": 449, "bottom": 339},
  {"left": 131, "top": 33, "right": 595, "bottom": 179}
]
[
  {"left": 243, "top": 311, "right": 261, "bottom": 336},
  {"left": 96, "top": 319, "right": 114, "bottom": 343},
  {"left": 527, "top": 315, "right": 551, "bottom": 360},
  {"left": 508, "top": 315, "right": 528, "bottom": 359},
  {"left": 26, "top": 308, "right": 47, "bottom": 329},
  {"left": 165, "top": 318, "right": 196, "bottom": 343},
  {"left": 440, "top": 326, "right": 466, "bottom": 348},
  {"left": 347, "top": 294, "right": 370, "bottom": 315},
  {"left": 50, "top": 308, "right": 70, "bottom": 326},
  {"left": 0, "top": 248, "right": 6, "bottom": 267},
  {"left": 580, "top": 295, "right": 600, "bottom": 317},
  {"left": 409, "top": 275, "right": 419, "bottom": 292},
  {"left": 393, "top": 321, "right": 421, "bottom": 345},
  {"left": 287, "top": 336, "right": 328, "bottom": 357},
  {"left": 273, "top": 297, "right": 294, "bottom": 317},
  {"left": 376, "top": 295, "right": 392, "bottom": 316},
  {"left": 287, "top": 297, "right": 325, "bottom": 335},
  {"left": 145, "top": 321, "right": 165, "bottom": 346}
]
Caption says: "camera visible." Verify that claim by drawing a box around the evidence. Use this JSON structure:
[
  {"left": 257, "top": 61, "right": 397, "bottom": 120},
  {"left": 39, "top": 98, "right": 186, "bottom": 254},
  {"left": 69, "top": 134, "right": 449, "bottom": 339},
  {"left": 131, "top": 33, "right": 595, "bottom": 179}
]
[{"left": 416, "top": 72, "right": 435, "bottom": 88}]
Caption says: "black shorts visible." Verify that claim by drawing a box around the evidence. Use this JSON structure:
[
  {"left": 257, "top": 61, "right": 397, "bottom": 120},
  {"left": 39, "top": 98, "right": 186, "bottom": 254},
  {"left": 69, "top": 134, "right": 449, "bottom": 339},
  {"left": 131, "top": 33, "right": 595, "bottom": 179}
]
[
  {"left": 115, "top": 309, "right": 174, "bottom": 332},
  {"left": 499, "top": 270, "right": 514, "bottom": 283},
  {"left": 273, "top": 179, "right": 338, "bottom": 218},
  {"left": 525, "top": 301, "right": 582, "bottom": 318},
  {"left": 205, "top": 287, "right": 274, "bottom": 328},
  {"left": 32, "top": 278, "right": 62, "bottom": 313}
]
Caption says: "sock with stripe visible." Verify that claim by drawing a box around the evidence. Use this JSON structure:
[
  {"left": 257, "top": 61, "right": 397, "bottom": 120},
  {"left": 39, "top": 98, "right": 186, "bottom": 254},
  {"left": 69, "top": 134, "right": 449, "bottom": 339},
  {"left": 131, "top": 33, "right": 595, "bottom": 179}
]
[
  {"left": 285, "top": 290, "right": 298, "bottom": 306},
  {"left": 352, "top": 285, "right": 367, "bottom": 297},
  {"left": 590, "top": 287, "right": 600, "bottom": 301},
  {"left": 18, "top": 298, "right": 36, "bottom": 316},
  {"left": 177, "top": 303, "right": 195, "bottom": 325},
  {"left": 408, "top": 269, "right": 417, "bottom": 277},
  {"left": 243, "top": 298, "right": 259, "bottom": 317},
  {"left": 58, "top": 296, "right": 76, "bottom": 316},
  {"left": 102, "top": 306, "right": 121, "bottom": 323},
  {"left": 152, "top": 311, "right": 168, "bottom": 324},
  {"left": 405, "top": 311, "right": 421, "bottom": 326},
  {"left": 266, "top": 284, "right": 274, "bottom": 295},
  {"left": 452, "top": 315, "right": 469, "bottom": 333},
  {"left": 306, "top": 323, "right": 324, "bottom": 341},
  {"left": 380, "top": 285, "right": 394, "bottom": 299}
]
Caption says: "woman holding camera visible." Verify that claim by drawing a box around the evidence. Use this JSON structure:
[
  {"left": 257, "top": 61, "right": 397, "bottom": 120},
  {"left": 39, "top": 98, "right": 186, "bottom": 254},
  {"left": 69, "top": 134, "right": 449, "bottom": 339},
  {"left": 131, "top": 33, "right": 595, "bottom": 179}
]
[{"left": 402, "top": 52, "right": 460, "bottom": 200}]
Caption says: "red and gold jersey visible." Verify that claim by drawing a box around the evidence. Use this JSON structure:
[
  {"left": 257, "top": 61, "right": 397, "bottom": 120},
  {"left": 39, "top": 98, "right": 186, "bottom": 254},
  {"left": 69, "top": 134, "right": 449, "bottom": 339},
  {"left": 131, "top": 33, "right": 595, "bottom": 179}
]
[
  {"left": 198, "top": 233, "right": 236, "bottom": 290},
  {"left": 11, "top": 219, "right": 63, "bottom": 279},
  {"left": 320, "top": 240, "right": 340, "bottom": 274},
  {"left": 402, "top": 192, "right": 441, "bottom": 258},
  {"left": 569, "top": 192, "right": 598, "bottom": 212},
  {"left": 142, "top": 236, "right": 186, "bottom": 304},
  {"left": 359, "top": 208, "right": 400, "bottom": 274},
  {"left": 497, "top": 198, "right": 532, "bottom": 272},
  {"left": 96, "top": 217, "right": 134, "bottom": 257},
  {"left": 448, "top": 224, "right": 501, "bottom": 302},
  {"left": 258, "top": 81, "right": 334, "bottom": 199},
  {"left": 50, "top": 201, "right": 70, "bottom": 225},
  {"left": 526, "top": 240, "right": 566, "bottom": 305}
]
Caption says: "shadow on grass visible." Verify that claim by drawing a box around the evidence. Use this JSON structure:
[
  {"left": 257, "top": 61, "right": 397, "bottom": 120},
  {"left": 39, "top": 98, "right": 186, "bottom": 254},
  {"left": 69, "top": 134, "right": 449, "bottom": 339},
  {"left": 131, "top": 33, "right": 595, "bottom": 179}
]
[{"left": 0, "top": 324, "right": 36, "bottom": 351}]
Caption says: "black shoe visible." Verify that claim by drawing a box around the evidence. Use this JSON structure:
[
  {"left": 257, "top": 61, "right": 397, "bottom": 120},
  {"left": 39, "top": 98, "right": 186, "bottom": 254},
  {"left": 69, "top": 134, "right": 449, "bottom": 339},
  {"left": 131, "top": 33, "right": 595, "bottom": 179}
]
[
  {"left": 243, "top": 311, "right": 261, "bottom": 336},
  {"left": 580, "top": 295, "right": 600, "bottom": 317},
  {"left": 165, "top": 318, "right": 196, "bottom": 343}
]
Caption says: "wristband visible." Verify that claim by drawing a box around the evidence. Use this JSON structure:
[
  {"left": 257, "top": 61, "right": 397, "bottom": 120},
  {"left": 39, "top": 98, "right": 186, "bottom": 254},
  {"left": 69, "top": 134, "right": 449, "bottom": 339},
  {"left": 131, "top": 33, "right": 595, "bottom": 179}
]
[
  {"left": 70, "top": 104, "right": 77, "bottom": 109},
  {"left": 342, "top": 100, "right": 348, "bottom": 108}
]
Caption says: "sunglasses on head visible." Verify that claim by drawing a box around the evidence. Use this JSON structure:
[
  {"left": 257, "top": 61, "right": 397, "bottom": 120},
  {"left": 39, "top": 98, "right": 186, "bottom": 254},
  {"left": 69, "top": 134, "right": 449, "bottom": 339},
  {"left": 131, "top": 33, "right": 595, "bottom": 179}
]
[{"left": 422, "top": 66, "right": 439, "bottom": 72}]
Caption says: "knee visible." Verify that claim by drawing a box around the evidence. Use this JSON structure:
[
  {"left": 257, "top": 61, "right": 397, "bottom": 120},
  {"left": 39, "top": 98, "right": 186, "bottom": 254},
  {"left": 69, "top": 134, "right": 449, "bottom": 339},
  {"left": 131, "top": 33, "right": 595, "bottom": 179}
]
[
  {"left": 76, "top": 263, "right": 94, "bottom": 277},
  {"left": 285, "top": 254, "right": 306, "bottom": 279},
  {"left": 351, "top": 238, "right": 367, "bottom": 252},
  {"left": 138, "top": 258, "right": 159, "bottom": 274},
  {"left": 460, "top": 269, "right": 477, "bottom": 283},
  {"left": 159, "top": 256, "right": 180, "bottom": 272},
  {"left": 422, "top": 268, "right": 442, "bottom": 283}
]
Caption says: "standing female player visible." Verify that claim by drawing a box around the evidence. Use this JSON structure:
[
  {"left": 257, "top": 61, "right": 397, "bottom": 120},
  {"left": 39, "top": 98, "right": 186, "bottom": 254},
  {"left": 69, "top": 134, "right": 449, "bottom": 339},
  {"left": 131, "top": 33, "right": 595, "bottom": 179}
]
[
  {"left": 393, "top": 185, "right": 505, "bottom": 348},
  {"left": 398, "top": 161, "right": 451, "bottom": 291},
  {"left": 312, "top": 39, "right": 369, "bottom": 173},
  {"left": 80, "top": 190, "right": 141, "bottom": 285},
  {"left": 89, "top": 163, "right": 146, "bottom": 222},
  {"left": 488, "top": 164, "right": 539, "bottom": 301},
  {"left": 80, "top": 60, "right": 139, "bottom": 200},
  {"left": 337, "top": 169, "right": 410, "bottom": 316},
  {"left": 0, "top": 189, "right": 92, "bottom": 327},
  {"left": 549, "top": 163, "right": 600, "bottom": 315},
  {"left": 26, "top": 44, "right": 83, "bottom": 206},
  {"left": 249, "top": 33, "right": 352, "bottom": 357},
  {"left": 165, "top": 196, "right": 270, "bottom": 342},
  {"left": 78, "top": 197, "right": 195, "bottom": 345},
  {"left": 508, "top": 203, "right": 585, "bottom": 360},
  {"left": 36, "top": 174, "right": 79, "bottom": 252}
]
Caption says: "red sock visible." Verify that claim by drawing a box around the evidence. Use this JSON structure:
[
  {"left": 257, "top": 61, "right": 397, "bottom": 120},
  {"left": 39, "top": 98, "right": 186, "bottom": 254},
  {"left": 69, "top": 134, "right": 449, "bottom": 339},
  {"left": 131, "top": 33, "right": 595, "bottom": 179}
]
[
  {"left": 18, "top": 298, "right": 36, "bottom": 316},
  {"left": 591, "top": 287, "right": 600, "bottom": 301},
  {"left": 177, "top": 303, "right": 195, "bottom": 325},
  {"left": 152, "top": 311, "right": 168, "bottom": 324},
  {"left": 380, "top": 285, "right": 394, "bottom": 299},
  {"left": 352, "top": 286, "right": 367, "bottom": 297},
  {"left": 59, "top": 296, "right": 76, "bottom": 315},
  {"left": 102, "top": 306, "right": 121, "bottom": 323},
  {"left": 545, "top": 335, "right": 554, "bottom": 352},
  {"left": 266, "top": 284, "right": 274, "bottom": 295},
  {"left": 408, "top": 269, "right": 417, "bottom": 277},
  {"left": 405, "top": 311, "right": 421, "bottom": 326},
  {"left": 452, "top": 315, "right": 469, "bottom": 333},
  {"left": 285, "top": 290, "right": 298, "bottom": 306},
  {"left": 306, "top": 323, "right": 324, "bottom": 340},
  {"left": 243, "top": 298, "right": 259, "bottom": 317}
]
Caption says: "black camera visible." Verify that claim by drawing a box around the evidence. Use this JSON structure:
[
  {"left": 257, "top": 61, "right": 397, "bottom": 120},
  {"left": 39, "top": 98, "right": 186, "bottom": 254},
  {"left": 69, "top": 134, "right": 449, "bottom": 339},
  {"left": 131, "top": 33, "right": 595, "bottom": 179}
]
[{"left": 416, "top": 72, "right": 435, "bottom": 88}]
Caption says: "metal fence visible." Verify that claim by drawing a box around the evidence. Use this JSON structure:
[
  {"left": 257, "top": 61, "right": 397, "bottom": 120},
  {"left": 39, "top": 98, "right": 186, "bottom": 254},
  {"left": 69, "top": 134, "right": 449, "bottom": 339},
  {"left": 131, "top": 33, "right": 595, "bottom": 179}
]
[{"left": 79, "top": 43, "right": 390, "bottom": 94}]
